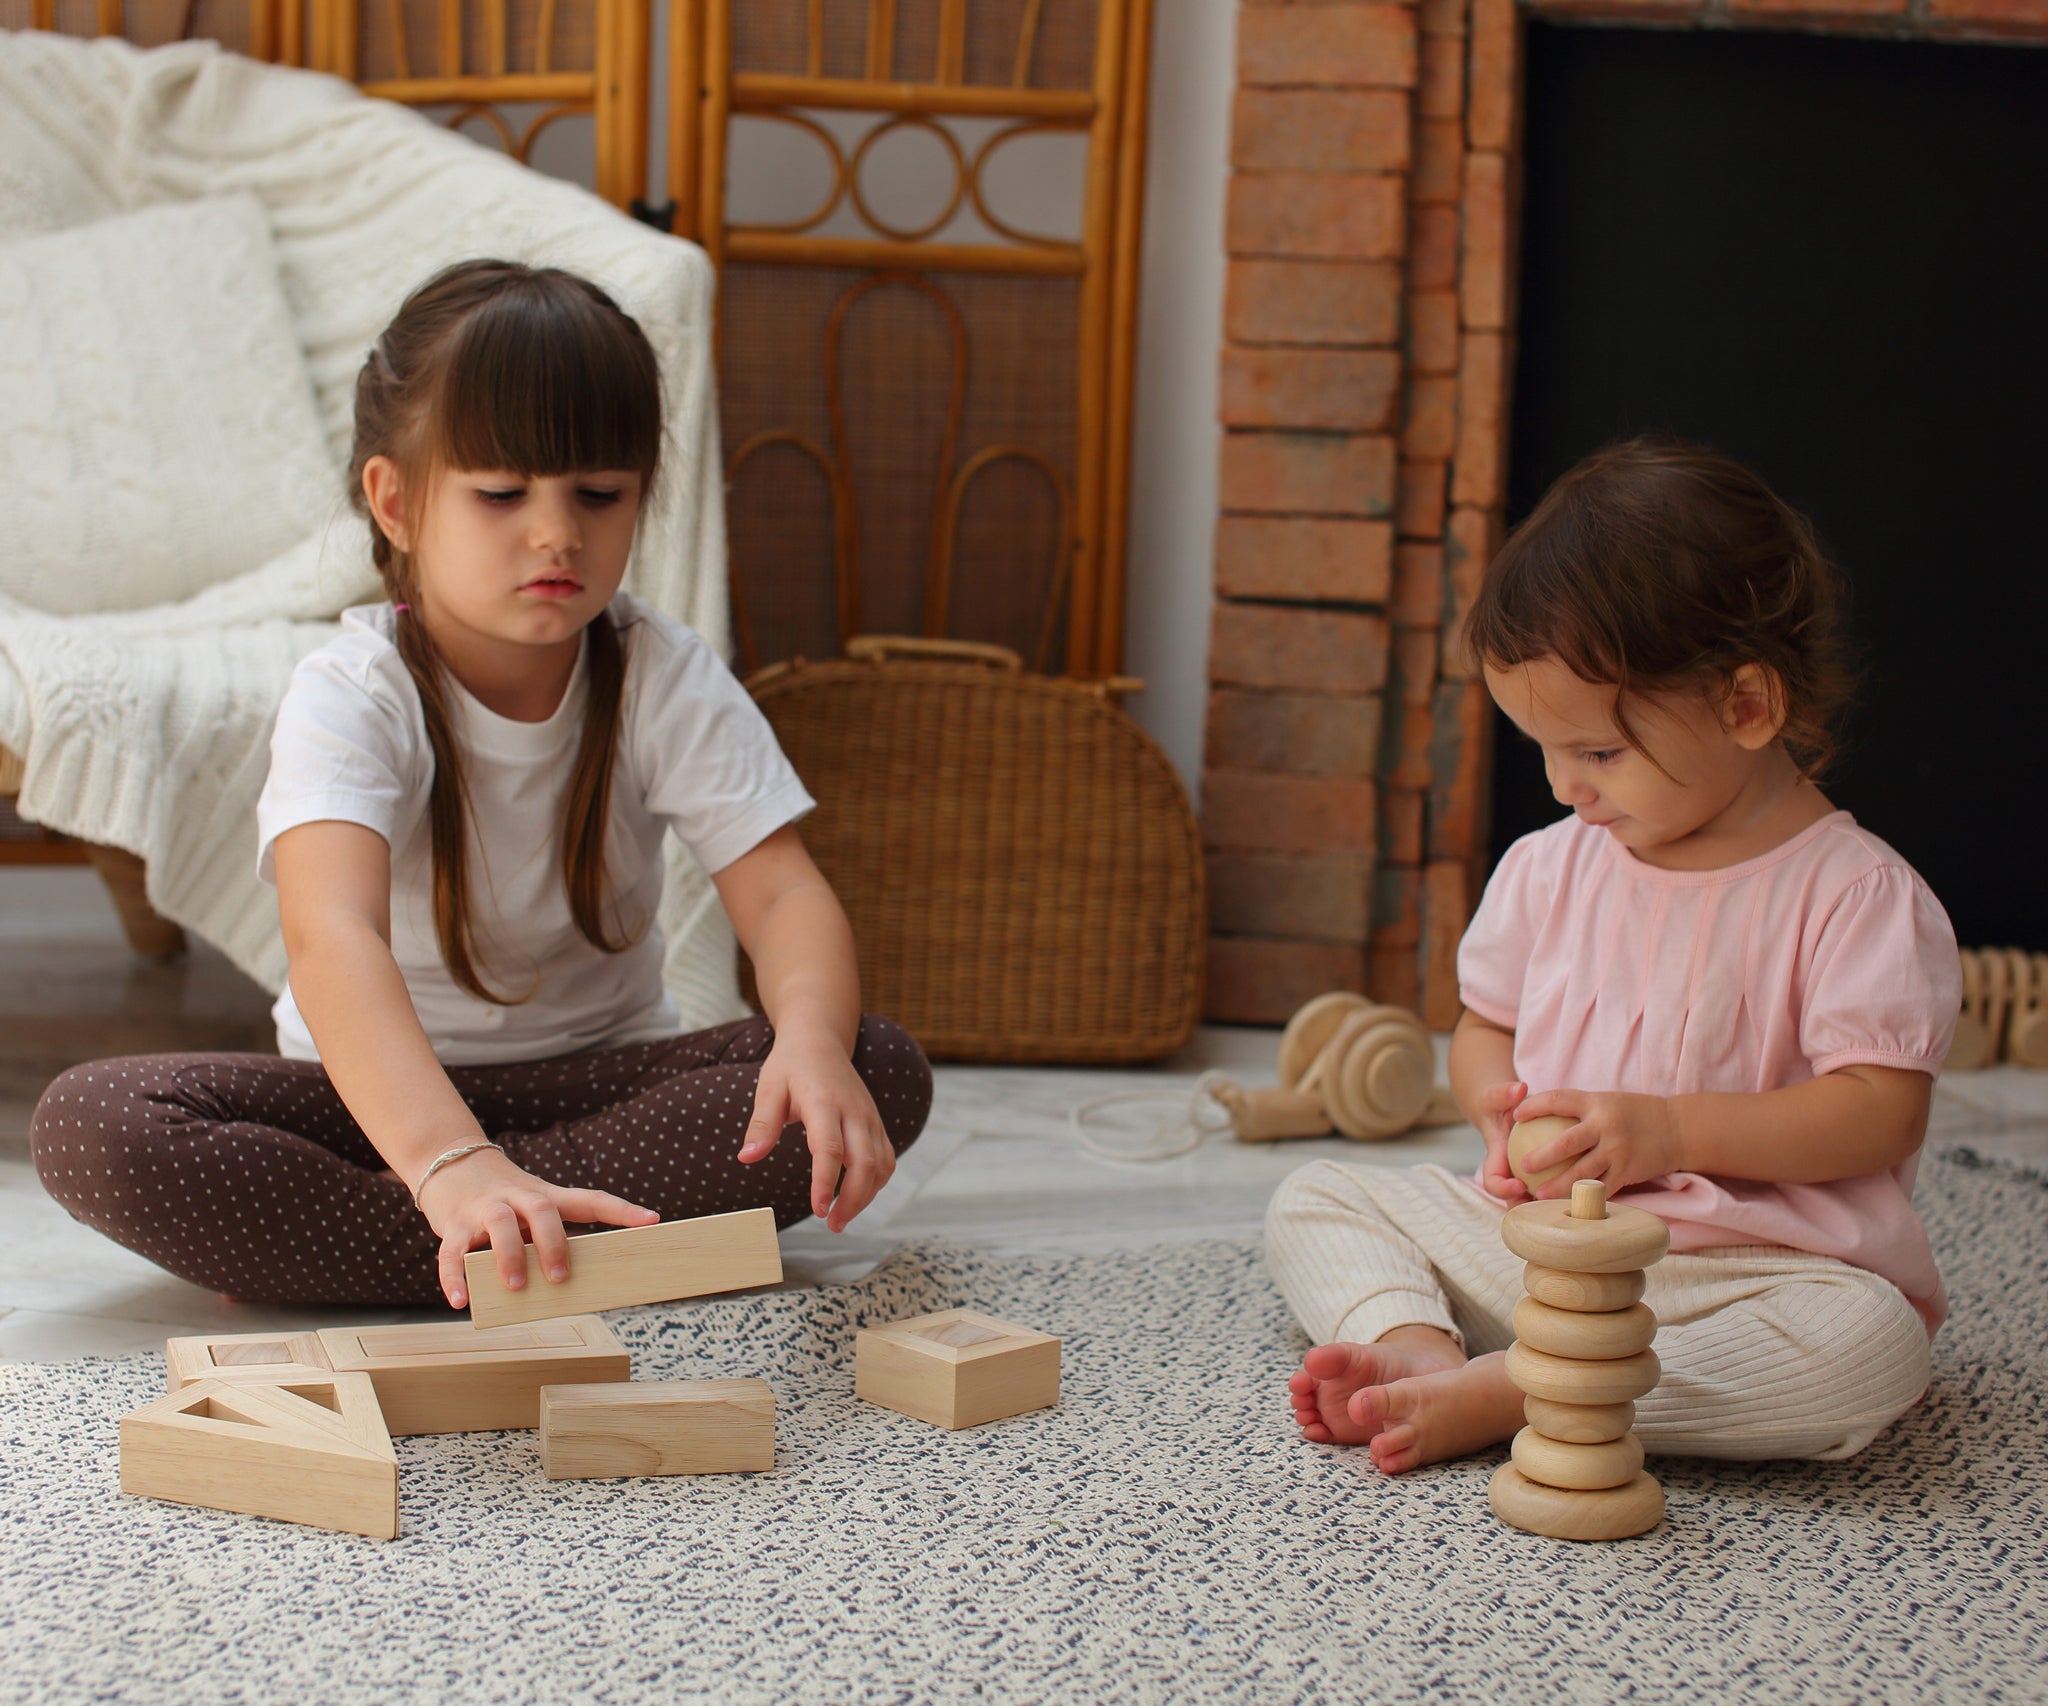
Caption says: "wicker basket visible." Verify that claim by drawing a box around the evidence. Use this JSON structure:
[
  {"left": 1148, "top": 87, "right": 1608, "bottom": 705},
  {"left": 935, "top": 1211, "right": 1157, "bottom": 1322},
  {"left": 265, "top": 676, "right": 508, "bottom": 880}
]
[{"left": 746, "top": 637, "right": 1205, "bottom": 1063}]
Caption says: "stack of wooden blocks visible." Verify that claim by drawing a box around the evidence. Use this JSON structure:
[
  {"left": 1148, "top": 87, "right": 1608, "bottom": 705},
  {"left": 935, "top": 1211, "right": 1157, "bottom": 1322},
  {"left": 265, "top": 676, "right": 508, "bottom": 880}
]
[{"left": 119, "top": 1206, "right": 1063, "bottom": 1537}]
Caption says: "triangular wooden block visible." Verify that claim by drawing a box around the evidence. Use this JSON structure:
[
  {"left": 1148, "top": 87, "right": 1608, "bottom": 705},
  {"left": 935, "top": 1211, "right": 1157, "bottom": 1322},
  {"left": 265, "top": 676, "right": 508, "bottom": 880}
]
[{"left": 120, "top": 1373, "right": 398, "bottom": 1538}]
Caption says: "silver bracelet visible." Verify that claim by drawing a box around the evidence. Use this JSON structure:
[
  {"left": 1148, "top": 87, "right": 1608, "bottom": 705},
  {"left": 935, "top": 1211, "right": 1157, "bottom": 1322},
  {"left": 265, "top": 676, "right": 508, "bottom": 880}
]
[{"left": 410, "top": 1140, "right": 504, "bottom": 1212}]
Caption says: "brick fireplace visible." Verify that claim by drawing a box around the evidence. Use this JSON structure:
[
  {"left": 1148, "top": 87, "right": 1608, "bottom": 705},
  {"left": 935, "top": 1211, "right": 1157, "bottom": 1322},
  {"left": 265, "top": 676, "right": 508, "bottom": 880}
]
[{"left": 1200, "top": 0, "right": 2048, "bottom": 1030}]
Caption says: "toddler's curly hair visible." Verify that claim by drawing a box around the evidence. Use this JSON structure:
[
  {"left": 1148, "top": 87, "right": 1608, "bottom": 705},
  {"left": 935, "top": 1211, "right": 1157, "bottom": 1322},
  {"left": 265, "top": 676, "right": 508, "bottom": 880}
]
[{"left": 1465, "top": 435, "right": 1854, "bottom": 778}]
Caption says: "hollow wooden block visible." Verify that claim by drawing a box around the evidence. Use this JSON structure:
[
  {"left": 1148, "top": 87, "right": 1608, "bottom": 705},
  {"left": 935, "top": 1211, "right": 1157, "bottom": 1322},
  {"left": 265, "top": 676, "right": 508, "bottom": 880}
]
[
  {"left": 539, "top": 1378, "right": 775, "bottom": 1479},
  {"left": 317, "top": 1315, "right": 628, "bottom": 1435},
  {"left": 120, "top": 1373, "right": 398, "bottom": 1539},
  {"left": 855, "top": 1308, "right": 1061, "bottom": 1430},
  {"left": 164, "top": 1329, "right": 334, "bottom": 1393},
  {"left": 462, "top": 1206, "right": 783, "bottom": 1329}
]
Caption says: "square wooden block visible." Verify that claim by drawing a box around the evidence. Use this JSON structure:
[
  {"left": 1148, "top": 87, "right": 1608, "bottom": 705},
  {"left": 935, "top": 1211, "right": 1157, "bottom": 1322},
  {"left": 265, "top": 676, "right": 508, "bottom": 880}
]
[
  {"left": 165, "top": 1329, "right": 334, "bottom": 1393},
  {"left": 120, "top": 1372, "right": 398, "bottom": 1539},
  {"left": 318, "top": 1315, "right": 628, "bottom": 1435},
  {"left": 462, "top": 1206, "right": 784, "bottom": 1329},
  {"left": 539, "top": 1378, "right": 776, "bottom": 1479},
  {"left": 855, "top": 1309, "right": 1061, "bottom": 1430}
]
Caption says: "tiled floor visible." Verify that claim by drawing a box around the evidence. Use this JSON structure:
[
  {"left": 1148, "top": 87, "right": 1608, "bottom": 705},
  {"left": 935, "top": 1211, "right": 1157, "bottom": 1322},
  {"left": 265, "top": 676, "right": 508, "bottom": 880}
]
[{"left": 4, "top": 864, "right": 2045, "bottom": 1365}]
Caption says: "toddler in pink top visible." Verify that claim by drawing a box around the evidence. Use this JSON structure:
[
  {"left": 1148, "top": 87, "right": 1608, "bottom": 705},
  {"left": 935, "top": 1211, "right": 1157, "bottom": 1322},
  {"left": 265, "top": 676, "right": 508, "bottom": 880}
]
[{"left": 1266, "top": 436, "right": 1960, "bottom": 1475}]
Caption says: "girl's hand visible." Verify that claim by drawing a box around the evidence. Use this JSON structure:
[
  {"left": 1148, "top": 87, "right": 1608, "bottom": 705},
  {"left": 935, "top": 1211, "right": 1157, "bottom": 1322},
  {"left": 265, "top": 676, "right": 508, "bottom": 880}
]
[
  {"left": 418, "top": 1147, "right": 658, "bottom": 1311},
  {"left": 1511, "top": 1090, "right": 1682, "bottom": 1197},
  {"left": 737, "top": 1023, "right": 894, "bottom": 1232},
  {"left": 1475, "top": 1078, "right": 1530, "bottom": 1202}
]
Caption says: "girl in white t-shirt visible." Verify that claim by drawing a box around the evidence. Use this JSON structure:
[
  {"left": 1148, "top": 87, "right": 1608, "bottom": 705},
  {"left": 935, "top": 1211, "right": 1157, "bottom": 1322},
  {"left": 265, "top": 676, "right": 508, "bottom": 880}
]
[{"left": 31, "top": 260, "right": 930, "bottom": 1308}]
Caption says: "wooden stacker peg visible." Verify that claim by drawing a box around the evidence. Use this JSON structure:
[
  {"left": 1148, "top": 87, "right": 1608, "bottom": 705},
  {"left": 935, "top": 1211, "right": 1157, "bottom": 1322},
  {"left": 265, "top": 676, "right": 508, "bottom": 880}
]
[{"left": 1489, "top": 1177, "right": 1670, "bottom": 1541}]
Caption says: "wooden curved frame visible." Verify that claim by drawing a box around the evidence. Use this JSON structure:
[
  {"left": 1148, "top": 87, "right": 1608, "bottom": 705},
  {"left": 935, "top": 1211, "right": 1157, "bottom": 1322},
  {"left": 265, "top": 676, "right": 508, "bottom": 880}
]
[
  {"left": 847, "top": 114, "right": 971, "bottom": 245},
  {"left": 933, "top": 446, "right": 1074, "bottom": 672},
  {"left": 967, "top": 121, "right": 1088, "bottom": 250},
  {"left": 723, "top": 430, "right": 854, "bottom": 675},
  {"left": 824, "top": 272, "right": 969, "bottom": 651}
]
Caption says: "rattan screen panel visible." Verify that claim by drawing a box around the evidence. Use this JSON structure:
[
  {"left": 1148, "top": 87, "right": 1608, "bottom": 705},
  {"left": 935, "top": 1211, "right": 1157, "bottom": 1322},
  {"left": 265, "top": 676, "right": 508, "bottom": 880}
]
[
  {"left": 750, "top": 658, "right": 1204, "bottom": 1061},
  {"left": 8, "top": 0, "right": 273, "bottom": 53},
  {"left": 729, "top": 0, "right": 1098, "bottom": 90},
  {"left": 720, "top": 262, "right": 1081, "bottom": 674}
]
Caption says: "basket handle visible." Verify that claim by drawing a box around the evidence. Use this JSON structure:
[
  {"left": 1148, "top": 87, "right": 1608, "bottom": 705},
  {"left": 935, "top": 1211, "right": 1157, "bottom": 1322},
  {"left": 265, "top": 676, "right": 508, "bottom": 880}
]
[{"left": 846, "top": 635, "right": 1024, "bottom": 671}]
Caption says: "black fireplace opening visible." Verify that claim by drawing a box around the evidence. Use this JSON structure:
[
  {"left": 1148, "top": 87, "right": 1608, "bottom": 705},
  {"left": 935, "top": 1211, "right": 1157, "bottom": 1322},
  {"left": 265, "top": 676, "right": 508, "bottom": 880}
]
[{"left": 1496, "top": 22, "right": 2048, "bottom": 949}]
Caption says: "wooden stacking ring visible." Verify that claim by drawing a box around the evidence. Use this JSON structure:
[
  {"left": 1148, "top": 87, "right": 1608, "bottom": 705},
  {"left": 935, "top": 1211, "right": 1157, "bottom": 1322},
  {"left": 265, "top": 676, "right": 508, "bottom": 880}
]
[
  {"left": 1505, "top": 1341, "right": 1661, "bottom": 1405},
  {"left": 1502, "top": 1197, "right": 1670, "bottom": 1273},
  {"left": 1511, "top": 1297, "right": 1657, "bottom": 1361},
  {"left": 1522, "top": 1263, "right": 1644, "bottom": 1313},
  {"left": 1488, "top": 1463, "right": 1664, "bottom": 1541},
  {"left": 1522, "top": 1395, "right": 1634, "bottom": 1443},
  {"left": 1511, "top": 1425, "right": 1644, "bottom": 1490}
]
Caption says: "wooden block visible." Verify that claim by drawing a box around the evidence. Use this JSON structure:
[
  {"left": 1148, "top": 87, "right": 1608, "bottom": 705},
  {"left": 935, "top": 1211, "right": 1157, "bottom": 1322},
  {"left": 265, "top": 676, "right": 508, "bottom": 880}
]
[
  {"left": 462, "top": 1207, "right": 783, "bottom": 1329},
  {"left": 1511, "top": 1425, "right": 1644, "bottom": 1491},
  {"left": 1488, "top": 1462, "right": 1664, "bottom": 1541},
  {"left": 1511, "top": 1296, "right": 1657, "bottom": 1361},
  {"left": 1505, "top": 1341, "right": 1661, "bottom": 1406},
  {"left": 120, "top": 1373, "right": 398, "bottom": 1539},
  {"left": 318, "top": 1315, "right": 628, "bottom": 1435},
  {"left": 1522, "top": 1395, "right": 1635, "bottom": 1444},
  {"left": 540, "top": 1378, "right": 775, "bottom": 1478},
  {"left": 1501, "top": 1196, "right": 1670, "bottom": 1273},
  {"left": 1521, "top": 1263, "right": 1644, "bottom": 1314},
  {"left": 855, "top": 1309, "right": 1061, "bottom": 1430},
  {"left": 165, "top": 1329, "right": 334, "bottom": 1393}
]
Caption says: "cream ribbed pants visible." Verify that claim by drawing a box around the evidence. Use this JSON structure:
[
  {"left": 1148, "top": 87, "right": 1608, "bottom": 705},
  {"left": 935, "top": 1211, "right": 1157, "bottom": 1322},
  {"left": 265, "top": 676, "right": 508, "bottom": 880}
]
[{"left": 1264, "top": 1160, "right": 1930, "bottom": 1462}]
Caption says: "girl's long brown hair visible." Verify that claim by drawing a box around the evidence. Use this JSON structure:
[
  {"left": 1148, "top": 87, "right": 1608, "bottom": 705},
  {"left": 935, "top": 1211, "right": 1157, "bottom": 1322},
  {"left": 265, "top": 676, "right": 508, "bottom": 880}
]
[
  {"left": 348, "top": 260, "right": 664, "bottom": 1002},
  {"left": 1464, "top": 435, "right": 1853, "bottom": 778}
]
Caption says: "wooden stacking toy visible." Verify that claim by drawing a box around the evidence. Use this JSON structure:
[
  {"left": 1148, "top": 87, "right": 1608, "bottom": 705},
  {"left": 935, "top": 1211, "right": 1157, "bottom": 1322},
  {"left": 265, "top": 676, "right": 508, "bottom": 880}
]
[
  {"left": 1212, "top": 993, "right": 1464, "bottom": 1143},
  {"left": 1948, "top": 946, "right": 2048, "bottom": 1071},
  {"left": 1489, "top": 1168, "right": 1670, "bottom": 1541}
]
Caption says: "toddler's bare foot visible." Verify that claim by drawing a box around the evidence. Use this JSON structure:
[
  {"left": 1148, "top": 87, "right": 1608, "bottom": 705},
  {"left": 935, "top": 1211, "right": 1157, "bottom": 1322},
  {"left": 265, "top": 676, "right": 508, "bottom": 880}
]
[
  {"left": 1289, "top": 1326, "right": 1525, "bottom": 1473},
  {"left": 1287, "top": 1326, "right": 1467, "bottom": 1447}
]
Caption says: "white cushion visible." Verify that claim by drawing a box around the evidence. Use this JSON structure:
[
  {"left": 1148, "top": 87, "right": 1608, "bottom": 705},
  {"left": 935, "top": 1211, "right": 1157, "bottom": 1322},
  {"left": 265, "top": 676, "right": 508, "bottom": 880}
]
[{"left": 0, "top": 194, "right": 339, "bottom": 615}]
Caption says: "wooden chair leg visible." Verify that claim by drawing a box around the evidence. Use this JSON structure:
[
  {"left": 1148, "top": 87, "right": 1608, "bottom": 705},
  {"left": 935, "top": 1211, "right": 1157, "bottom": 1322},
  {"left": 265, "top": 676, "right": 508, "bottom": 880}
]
[{"left": 83, "top": 843, "right": 187, "bottom": 960}]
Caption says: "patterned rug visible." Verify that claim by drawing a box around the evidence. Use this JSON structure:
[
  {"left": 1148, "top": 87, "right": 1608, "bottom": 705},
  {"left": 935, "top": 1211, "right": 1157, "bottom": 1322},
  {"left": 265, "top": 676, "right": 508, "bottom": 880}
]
[{"left": 2, "top": 1148, "right": 2043, "bottom": 1706}]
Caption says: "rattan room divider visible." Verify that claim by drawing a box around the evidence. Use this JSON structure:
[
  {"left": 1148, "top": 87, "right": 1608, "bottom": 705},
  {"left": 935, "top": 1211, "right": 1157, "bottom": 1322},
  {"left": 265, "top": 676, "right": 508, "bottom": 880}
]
[{"left": 666, "top": 0, "right": 1156, "bottom": 679}]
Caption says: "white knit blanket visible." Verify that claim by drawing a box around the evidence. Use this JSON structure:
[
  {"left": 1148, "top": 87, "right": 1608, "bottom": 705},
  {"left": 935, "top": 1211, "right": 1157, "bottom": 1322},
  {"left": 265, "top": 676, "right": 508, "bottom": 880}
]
[{"left": 0, "top": 32, "right": 746, "bottom": 1030}]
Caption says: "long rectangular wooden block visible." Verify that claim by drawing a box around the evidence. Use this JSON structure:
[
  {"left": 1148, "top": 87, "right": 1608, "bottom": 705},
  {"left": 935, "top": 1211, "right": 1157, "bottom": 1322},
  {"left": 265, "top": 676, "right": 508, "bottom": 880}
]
[
  {"left": 165, "top": 1329, "right": 334, "bottom": 1393},
  {"left": 317, "top": 1315, "right": 628, "bottom": 1435},
  {"left": 539, "top": 1378, "right": 776, "bottom": 1479},
  {"left": 462, "top": 1207, "right": 783, "bottom": 1329},
  {"left": 120, "top": 1373, "right": 398, "bottom": 1539},
  {"left": 855, "top": 1309, "right": 1061, "bottom": 1431}
]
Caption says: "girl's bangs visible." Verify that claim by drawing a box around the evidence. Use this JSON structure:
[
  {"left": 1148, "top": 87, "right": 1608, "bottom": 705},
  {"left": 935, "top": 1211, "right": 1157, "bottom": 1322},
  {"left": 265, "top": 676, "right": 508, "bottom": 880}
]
[{"left": 427, "top": 289, "right": 661, "bottom": 478}]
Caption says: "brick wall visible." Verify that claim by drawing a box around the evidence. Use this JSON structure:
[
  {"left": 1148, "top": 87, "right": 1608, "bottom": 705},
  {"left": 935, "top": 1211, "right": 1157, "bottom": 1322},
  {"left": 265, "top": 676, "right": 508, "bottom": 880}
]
[{"left": 1203, "top": 0, "right": 2046, "bottom": 1031}]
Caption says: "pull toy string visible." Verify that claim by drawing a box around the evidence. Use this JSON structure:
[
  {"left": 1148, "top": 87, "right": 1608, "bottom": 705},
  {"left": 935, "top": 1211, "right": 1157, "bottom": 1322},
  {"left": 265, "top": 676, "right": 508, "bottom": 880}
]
[{"left": 1068, "top": 1071, "right": 1239, "bottom": 1166}]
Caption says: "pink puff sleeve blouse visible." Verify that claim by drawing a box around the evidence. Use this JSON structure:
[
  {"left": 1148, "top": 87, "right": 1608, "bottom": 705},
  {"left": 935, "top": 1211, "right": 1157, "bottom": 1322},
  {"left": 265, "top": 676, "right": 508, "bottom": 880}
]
[{"left": 1457, "top": 810, "right": 1961, "bottom": 1331}]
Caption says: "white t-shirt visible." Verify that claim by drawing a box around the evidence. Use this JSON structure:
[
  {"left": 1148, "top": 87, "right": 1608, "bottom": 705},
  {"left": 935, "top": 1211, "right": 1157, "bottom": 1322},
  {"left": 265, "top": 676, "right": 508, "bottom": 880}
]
[{"left": 256, "top": 595, "right": 814, "bottom": 1065}]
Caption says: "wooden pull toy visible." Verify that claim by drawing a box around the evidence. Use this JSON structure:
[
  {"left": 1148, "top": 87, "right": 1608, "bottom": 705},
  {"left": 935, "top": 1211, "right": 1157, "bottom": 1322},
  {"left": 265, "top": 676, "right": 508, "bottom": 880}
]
[
  {"left": 1213, "top": 993, "right": 1464, "bottom": 1143},
  {"left": 1945, "top": 946, "right": 2048, "bottom": 1070},
  {"left": 1489, "top": 1173, "right": 1671, "bottom": 1541}
]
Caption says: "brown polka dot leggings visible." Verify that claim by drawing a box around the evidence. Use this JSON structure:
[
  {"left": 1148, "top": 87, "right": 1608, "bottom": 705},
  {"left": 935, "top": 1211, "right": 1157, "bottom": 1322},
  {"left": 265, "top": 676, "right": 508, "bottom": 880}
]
[{"left": 29, "top": 1014, "right": 932, "bottom": 1308}]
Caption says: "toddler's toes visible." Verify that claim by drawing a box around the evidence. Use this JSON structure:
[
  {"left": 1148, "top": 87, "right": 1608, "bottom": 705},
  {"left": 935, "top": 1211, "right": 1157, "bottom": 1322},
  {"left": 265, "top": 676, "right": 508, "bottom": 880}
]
[
  {"left": 1302, "top": 1342, "right": 1372, "bottom": 1385},
  {"left": 1369, "top": 1426, "right": 1422, "bottom": 1474}
]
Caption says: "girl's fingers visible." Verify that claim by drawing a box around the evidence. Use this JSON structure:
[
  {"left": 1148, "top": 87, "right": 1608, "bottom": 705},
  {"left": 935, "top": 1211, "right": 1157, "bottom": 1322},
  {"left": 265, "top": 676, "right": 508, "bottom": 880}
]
[
  {"left": 518, "top": 1195, "right": 572, "bottom": 1285},
  {"left": 551, "top": 1187, "right": 658, "bottom": 1230},
  {"left": 806, "top": 1109, "right": 846, "bottom": 1222},
  {"left": 1480, "top": 1079, "right": 1528, "bottom": 1113},
  {"left": 1520, "top": 1121, "right": 1593, "bottom": 1177},
  {"left": 484, "top": 1206, "right": 530, "bottom": 1289},
  {"left": 438, "top": 1233, "right": 472, "bottom": 1310},
  {"left": 739, "top": 1079, "right": 791, "bottom": 1163},
  {"left": 829, "top": 1121, "right": 885, "bottom": 1230},
  {"left": 1514, "top": 1089, "right": 1579, "bottom": 1121}
]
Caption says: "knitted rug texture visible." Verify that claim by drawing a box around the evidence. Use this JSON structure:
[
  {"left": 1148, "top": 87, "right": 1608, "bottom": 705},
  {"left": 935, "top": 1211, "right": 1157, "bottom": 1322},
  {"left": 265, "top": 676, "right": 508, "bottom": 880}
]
[{"left": 2, "top": 1148, "right": 2043, "bottom": 1706}]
